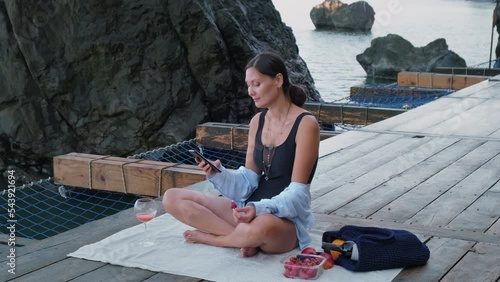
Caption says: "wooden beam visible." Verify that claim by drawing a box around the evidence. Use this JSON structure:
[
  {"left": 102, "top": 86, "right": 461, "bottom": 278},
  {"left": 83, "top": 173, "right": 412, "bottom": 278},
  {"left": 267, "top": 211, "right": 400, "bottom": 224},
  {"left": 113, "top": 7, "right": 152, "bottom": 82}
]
[
  {"left": 195, "top": 122, "right": 340, "bottom": 151},
  {"left": 350, "top": 85, "right": 451, "bottom": 97},
  {"left": 397, "top": 72, "right": 488, "bottom": 90},
  {"left": 53, "top": 153, "right": 206, "bottom": 196},
  {"left": 196, "top": 122, "right": 249, "bottom": 151},
  {"left": 433, "top": 67, "right": 500, "bottom": 77},
  {"left": 303, "top": 102, "right": 405, "bottom": 126}
]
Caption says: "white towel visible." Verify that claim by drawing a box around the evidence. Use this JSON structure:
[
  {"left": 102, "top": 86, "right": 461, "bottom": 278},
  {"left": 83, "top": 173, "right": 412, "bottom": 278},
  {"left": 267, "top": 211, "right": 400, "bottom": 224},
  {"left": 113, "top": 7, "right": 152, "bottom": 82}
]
[{"left": 68, "top": 213, "right": 402, "bottom": 282}]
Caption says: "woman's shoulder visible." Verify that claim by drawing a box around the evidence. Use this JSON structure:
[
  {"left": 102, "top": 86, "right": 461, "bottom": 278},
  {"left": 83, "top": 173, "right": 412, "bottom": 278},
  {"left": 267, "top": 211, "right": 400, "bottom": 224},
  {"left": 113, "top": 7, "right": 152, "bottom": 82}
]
[
  {"left": 297, "top": 110, "right": 320, "bottom": 132},
  {"left": 250, "top": 111, "right": 263, "bottom": 124},
  {"left": 248, "top": 111, "right": 265, "bottom": 131},
  {"left": 298, "top": 110, "right": 318, "bottom": 123}
]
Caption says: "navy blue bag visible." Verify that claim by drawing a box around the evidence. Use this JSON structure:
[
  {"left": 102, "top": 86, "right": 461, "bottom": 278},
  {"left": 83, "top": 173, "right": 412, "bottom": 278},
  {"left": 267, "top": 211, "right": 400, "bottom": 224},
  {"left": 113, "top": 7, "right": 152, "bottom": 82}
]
[{"left": 322, "top": 225, "right": 430, "bottom": 272}]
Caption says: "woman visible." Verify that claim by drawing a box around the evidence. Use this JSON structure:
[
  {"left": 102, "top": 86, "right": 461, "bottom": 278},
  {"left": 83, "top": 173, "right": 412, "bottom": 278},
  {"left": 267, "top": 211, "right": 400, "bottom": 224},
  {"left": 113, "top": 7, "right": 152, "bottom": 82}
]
[{"left": 163, "top": 52, "right": 320, "bottom": 257}]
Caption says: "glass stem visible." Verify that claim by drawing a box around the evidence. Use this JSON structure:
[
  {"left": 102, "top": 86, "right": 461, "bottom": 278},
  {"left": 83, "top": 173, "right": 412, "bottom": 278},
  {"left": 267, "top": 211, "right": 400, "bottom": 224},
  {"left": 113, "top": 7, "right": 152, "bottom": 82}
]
[{"left": 144, "top": 222, "right": 149, "bottom": 242}]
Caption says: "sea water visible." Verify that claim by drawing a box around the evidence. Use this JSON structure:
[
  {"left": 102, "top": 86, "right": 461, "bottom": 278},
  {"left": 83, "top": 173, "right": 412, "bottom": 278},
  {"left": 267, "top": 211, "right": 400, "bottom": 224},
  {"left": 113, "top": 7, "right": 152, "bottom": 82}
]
[{"left": 272, "top": 0, "right": 496, "bottom": 102}]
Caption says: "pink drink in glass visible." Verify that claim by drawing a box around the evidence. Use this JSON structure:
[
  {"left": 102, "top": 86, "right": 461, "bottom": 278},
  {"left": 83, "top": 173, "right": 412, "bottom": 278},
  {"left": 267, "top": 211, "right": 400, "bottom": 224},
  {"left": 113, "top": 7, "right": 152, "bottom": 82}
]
[{"left": 136, "top": 212, "right": 155, "bottom": 222}]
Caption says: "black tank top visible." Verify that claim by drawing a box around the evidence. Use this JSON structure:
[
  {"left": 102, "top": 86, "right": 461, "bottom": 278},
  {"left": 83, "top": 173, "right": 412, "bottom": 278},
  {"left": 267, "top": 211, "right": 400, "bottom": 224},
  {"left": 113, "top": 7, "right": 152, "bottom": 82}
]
[{"left": 246, "top": 109, "right": 318, "bottom": 203}]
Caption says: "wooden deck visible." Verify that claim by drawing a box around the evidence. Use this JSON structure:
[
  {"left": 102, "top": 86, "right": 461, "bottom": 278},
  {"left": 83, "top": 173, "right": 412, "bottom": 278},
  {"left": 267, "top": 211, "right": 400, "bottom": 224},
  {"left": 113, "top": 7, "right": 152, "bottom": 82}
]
[{"left": 2, "top": 76, "right": 500, "bottom": 281}]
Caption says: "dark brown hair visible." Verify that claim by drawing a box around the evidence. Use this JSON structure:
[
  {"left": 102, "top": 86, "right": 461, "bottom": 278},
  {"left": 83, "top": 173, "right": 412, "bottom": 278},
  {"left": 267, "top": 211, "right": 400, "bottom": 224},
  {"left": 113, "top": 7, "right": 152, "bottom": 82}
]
[{"left": 245, "top": 52, "right": 307, "bottom": 107}]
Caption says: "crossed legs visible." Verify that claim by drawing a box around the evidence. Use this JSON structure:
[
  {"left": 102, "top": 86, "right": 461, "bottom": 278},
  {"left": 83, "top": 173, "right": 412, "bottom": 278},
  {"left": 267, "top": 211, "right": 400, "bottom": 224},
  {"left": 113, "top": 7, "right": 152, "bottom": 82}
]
[{"left": 162, "top": 188, "right": 298, "bottom": 257}]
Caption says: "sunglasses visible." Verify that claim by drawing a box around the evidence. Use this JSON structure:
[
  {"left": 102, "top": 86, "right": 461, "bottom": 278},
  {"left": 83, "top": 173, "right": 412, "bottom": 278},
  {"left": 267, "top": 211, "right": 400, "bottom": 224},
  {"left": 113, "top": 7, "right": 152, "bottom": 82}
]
[{"left": 321, "top": 240, "right": 355, "bottom": 258}]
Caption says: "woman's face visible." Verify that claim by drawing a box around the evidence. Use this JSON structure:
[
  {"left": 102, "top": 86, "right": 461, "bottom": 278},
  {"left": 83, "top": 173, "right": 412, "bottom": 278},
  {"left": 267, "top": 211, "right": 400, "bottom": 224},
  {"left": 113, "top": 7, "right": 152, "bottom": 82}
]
[{"left": 245, "top": 67, "right": 281, "bottom": 108}]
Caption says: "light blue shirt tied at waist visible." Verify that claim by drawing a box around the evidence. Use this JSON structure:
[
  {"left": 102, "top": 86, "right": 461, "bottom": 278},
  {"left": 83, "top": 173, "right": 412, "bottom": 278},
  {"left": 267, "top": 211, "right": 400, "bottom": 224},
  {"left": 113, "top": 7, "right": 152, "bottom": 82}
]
[{"left": 207, "top": 166, "right": 314, "bottom": 250}]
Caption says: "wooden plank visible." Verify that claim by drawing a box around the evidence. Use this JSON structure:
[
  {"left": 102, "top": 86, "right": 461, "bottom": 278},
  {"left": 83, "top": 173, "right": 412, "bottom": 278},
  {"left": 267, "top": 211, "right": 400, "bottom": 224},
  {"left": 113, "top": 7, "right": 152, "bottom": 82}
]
[
  {"left": 90, "top": 157, "right": 170, "bottom": 195},
  {"left": 303, "top": 102, "right": 405, "bottom": 126},
  {"left": 8, "top": 257, "right": 103, "bottom": 282},
  {"left": 311, "top": 135, "right": 432, "bottom": 201},
  {"left": 69, "top": 264, "right": 155, "bottom": 282},
  {"left": 301, "top": 103, "right": 323, "bottom": 121},
  {"left": 334, "top": 139, "right": 483, "bottom": 218},
  {"left": 393, "top": 237, "right": 474, "bottom": 282},
  {"left": 383, "top": 97, "right": 487, "bottom": 134},
  {"left": 397, "top": 72, "right": 488, "bottom": 90},
  {"left": 311, "top": 136, "right": 428, "bottom": 200},
  {"left": 0, "top": 234, "right": 38, "bottom": 247},
  {"left": 371, "top": 140, "right": 500, "bottom": 223},
  {"left": 485, "top": 195, "right": 500, "bottom": 235},
  {"left": 406, "top": 149, "right": 500, "bottom": 227},
  {"left": 142, "top": 273, "right": 203, "bottom": 282},
  {"left": 423, "top": 98, "right": 500, "bottom": 137},
  {"left": 440, "top": 242, "right": 500, "bottom": 282},
  {"left": 447, "top": 190, "right": 500, "bottom": 232},
  {"left": 312, "top": 137, "right": 456, "bottom": 213},
  {"left": 468, "top": 81, "right": 500, "bottom": 99},
  {"left": 442, "top": 78, "right": 498, "bottom": 98},
  {"left": 350, "top": 84, "right": 448, "bottom": 97},
  {"left": 490, "top": 127, "right": 500, "bottom": 139},
  {"left": 318, "top": 130, "right": 380, "bottom": 157},
  {"left": 52, "top": 153, "right": 99, "bottom": 188},
  {"left": 364, "top": 107, "right": 405, "bottom": 124},
  {"left": 53, "top": 153, "right": 206, "bottom": 197},
  {"left": 195, "top": 122, "right": 338, "bottom": 151},
  {"left": 195, "top": 122, "right": 248, "bottom": 151},
  {"left": 315, "top": 132, "right": 401, "bottom": 175},
  {"left": 433, "top": 67, "right": 500, "bottom": 76},
  {"left": 161, "top": 165, "right": 207, "bottom": 191},
  {"left": 365, "top": 95, "right": 481, "bottom": 133}
]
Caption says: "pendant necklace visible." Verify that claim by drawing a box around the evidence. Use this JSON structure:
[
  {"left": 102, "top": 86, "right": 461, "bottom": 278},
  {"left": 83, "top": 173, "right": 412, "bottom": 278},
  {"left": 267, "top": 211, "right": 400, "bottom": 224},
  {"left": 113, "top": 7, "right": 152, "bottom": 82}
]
[{"left": 263, "top": 103, "right": 291, "bottom": 181}]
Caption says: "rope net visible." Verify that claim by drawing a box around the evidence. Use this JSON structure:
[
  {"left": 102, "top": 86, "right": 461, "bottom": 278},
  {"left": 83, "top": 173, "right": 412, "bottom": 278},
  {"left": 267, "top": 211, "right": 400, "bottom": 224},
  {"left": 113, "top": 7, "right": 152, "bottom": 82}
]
[
  {"left": 1, "top": 178, "right": 141, "bottom": 240},
  {"left": 129, "top": 139, "right": 246, "bottom": 169},
  {"left": 341, "top": 83, "right": 454, "bottom": 109},
  {"left": 0, "top": 140, "right": 246, "bottom": 240}
]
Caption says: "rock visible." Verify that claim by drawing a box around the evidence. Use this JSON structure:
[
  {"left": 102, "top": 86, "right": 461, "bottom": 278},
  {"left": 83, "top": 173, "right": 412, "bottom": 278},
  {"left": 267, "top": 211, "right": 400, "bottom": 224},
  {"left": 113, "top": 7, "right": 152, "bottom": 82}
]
[
  {"left": 356, "top": 34, "right": 466, "bottom": 79},
  {"left": 0, "top": 0, "right": 321, "bottom": 186},
  {"left": 310, "top": 0, "right": 375, "bottom": 31}
]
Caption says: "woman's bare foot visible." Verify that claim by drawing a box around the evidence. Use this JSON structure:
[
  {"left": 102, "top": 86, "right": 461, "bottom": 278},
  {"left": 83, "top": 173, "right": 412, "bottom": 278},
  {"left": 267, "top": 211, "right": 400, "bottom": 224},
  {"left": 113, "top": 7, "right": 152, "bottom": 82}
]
[
  {"left": 240, "top": 247, "right": 259, "bottom": 257},
  {"left": 183, "top": 229, "right": 213, "bottom": 244}
]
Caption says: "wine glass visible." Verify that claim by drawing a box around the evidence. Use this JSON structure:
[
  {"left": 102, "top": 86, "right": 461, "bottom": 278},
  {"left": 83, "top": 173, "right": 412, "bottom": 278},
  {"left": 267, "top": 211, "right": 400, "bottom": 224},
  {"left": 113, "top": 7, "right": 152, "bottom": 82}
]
[{"left": 134, "top": 198, "right": 158, "bottom": 246}]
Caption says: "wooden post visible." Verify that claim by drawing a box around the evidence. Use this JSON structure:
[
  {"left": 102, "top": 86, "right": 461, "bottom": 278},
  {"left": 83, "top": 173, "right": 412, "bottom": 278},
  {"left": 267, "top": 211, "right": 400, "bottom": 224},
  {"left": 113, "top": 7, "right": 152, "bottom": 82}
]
[
  {"left": 195, "top": 122, "right": 249, "bottom": 151},
  {"left": 303, "top": 103, "right": 404, "bottom": 126},
  {"left": 397, "top": 72, "right": 488, "bottom": 90},
  {"left": 195, "top": 122, "right": 340, "bottom": 151},
  {"left": 53, "top": 153, "right": 206, "bottom": 197}
]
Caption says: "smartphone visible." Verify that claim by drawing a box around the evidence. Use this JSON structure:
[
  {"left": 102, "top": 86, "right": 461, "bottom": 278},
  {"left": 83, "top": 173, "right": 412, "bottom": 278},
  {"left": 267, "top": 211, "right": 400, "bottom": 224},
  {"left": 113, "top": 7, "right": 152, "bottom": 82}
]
[{"left": 188, "top": 149, "right": 221, "bottom": 173}]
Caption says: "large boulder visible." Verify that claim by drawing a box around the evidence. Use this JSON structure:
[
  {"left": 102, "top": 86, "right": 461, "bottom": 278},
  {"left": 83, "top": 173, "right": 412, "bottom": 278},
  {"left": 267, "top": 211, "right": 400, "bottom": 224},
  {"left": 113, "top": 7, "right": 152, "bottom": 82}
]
[
  {"left": 0, "top": 0, "right": 321, "bottom": 185},
  {"left": 356, "top": 34, "right": 466, "bottom": 79},
  {"left": 310, "top": 0, "right": 375, "bottom": 31}
]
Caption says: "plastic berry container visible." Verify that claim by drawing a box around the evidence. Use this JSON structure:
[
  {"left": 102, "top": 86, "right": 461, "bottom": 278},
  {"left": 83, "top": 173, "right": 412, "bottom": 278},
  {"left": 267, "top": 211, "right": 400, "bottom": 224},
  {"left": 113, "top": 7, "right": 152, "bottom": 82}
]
[{"left": 281, "top": 254, "right": 326, "bottom": 280}]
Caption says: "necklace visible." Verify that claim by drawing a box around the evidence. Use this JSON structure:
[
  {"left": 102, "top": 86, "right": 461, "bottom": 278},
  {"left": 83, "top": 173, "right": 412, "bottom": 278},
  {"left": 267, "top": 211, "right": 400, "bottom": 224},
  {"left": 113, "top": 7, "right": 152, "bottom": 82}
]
[
  {"left": 263, "top": 103, "right": 291, "bottom": 181},
  {"left": 262, "top": 146, "right": 275, "bottom": 181},
  {"left": 266, "top": 103, "right": 291, "bottom": 140}
]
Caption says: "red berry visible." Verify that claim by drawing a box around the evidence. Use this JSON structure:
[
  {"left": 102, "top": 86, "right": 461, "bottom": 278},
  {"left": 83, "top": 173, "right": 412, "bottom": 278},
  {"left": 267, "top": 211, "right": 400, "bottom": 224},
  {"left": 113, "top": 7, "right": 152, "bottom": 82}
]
[
  {"left": 230, "top": 201, "right": 237, "bottom": 209},
  {"left": 301, "top": 247, "right": 317, "bottom": 255}
]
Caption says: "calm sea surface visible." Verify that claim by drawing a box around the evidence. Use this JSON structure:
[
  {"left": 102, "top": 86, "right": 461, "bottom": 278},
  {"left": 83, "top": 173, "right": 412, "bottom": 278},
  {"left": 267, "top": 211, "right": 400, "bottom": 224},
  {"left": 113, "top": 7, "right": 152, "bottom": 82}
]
[{"left": 272, "top": 0, "right": 496, "bottom": 102}]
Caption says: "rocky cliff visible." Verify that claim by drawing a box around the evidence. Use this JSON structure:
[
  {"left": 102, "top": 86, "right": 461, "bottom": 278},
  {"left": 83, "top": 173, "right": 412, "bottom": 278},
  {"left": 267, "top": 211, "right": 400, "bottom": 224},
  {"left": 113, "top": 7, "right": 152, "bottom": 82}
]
[
  {"left": 0, "top": 0, "right": 320, "bottom": 186},
  {"left": 356, "top": 34, "right": 466, "bottom": 79},
  {"left": 310, "top": 1, "right": 375, "bottom": 31}
]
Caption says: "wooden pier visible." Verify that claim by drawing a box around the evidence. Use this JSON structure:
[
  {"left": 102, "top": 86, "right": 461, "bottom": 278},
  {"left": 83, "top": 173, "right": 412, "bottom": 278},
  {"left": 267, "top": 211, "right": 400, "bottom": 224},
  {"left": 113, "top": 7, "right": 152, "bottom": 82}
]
[{"left": 1, "top": 75, "right": 500, "bottom": 281}]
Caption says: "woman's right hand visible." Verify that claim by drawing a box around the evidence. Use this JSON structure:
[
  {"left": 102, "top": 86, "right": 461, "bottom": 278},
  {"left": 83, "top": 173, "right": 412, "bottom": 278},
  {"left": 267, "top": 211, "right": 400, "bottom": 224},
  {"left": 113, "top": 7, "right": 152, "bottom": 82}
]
[{"left": 196, "top": 158, "right": 221, "bottom": 177}]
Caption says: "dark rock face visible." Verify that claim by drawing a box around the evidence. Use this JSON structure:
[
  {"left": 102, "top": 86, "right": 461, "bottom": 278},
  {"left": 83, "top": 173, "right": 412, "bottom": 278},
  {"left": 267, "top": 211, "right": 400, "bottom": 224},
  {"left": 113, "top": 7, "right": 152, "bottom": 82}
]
[
  {"left": 310, "top": 1, "right": 375, "bottom": 31},
  {"left": 0, "top": 0, "right": 320, "bottom": 185},
  {"left": 356, "top": 34, "right": 466, "bottom": 79}
]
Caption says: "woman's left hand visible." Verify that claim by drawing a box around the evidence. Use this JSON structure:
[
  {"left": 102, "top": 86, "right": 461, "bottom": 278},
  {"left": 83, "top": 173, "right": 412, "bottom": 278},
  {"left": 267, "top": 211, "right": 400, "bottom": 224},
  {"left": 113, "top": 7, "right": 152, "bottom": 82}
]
[{"left": 232, "top": 205, "right": 256, "bottom": 224}]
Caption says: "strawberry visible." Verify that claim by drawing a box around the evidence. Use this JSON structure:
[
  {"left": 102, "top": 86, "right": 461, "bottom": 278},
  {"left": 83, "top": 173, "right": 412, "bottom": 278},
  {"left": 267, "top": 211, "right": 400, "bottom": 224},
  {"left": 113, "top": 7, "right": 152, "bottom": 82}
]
[{"left": 230, "top": 201, "right": 237, "bottom": 209}]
